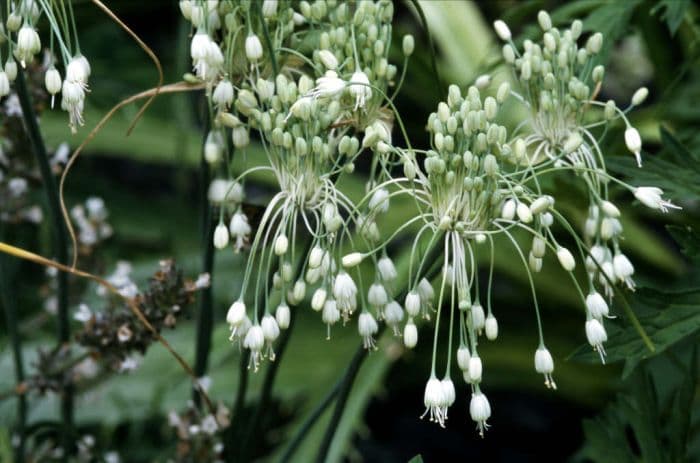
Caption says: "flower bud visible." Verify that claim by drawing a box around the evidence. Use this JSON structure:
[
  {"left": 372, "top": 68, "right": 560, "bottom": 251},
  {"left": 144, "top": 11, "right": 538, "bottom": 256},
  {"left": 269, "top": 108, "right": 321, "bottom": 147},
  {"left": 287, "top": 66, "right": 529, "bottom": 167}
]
[
  {"left": 342, "top": 252, "right": 364, "bottom": 268},
  {"left": 274, "top": 234, "right": 289, "bottom": 255},
  {"left": 311, "top": 288, "right": 327, "bottom": 311},
  {"left": 493, "top": 20, "right": 511, "bottom": 41},
  {"left": 485, "top": 314, "right": 498, "bottom": 340},
  {"left": 537, "top": 10, "right": 552, "bottom": 30},
  {"left": 402, "top": 34, "right": 415, "bottom": 56},
  {"left": 403, "top": 320, "right": 418, "bottom": 348},
  {"left": 631, "top": 87, "right": 649, "bottom": 106},
  {"left": 318, "top": 49, "right": 338, "bottom": 70},
  {"left": 213, "top": 223, "right": 229, "bottom": 249},
  {"left": 556, "top": 247, "right": 576, "bottom": 271},
  {"left": 245, "top": 34, "right": 263, "bottom": 61}
]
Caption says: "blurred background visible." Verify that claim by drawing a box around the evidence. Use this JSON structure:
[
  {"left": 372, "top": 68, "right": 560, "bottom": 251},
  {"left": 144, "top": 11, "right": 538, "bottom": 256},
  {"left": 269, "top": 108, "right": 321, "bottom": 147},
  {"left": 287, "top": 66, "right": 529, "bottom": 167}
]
[{"left": 1, "top": 1, "right": 699, "bottom": 462}]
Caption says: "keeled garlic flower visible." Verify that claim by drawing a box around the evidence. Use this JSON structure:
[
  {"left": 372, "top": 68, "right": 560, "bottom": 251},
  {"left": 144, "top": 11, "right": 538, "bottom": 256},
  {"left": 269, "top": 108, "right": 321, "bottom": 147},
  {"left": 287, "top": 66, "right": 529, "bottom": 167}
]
[{"left": 0, "top": 1, "right": 92, "bottom": 133}]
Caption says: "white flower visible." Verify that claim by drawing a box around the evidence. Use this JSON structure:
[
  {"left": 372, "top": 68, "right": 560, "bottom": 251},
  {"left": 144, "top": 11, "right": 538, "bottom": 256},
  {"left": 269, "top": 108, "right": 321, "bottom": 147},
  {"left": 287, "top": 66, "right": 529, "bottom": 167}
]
[
  {"left": 0, "top": 72, "right": 9, "bottom": 97},
  {"left": 468, "top": 355, "right": 483, "bottom": 383},
  {"left": 245, "top": 34, "right": 263, "bottom": 62},
  {"left": 384, "top": 300, "right": 404, "bottom": 335},
  {"left": 422, "top": 376, "right": 446, "bottom": 426},
  {"left": 309, "top": 70, "right": 345, "bottom": 99},
  {"left": 625, "top": 127, "right": 642, "bottom": 167},
  {"left": 585, "top": 318, "right": 608, "bottom": 362},
  {"left": 613, "top": 253, "right": 635, "bottom": 290},
  {"left": 516, "top": 201, "right": 533, "bottom": 223},
  {"left": 341, "top": 252, "right": 363, "bottom": 268},
  {"left": 457, "top": 346, "right": 471, "bottom": 372},
  {"left": 261, "top": 0, "right": 278, "bottom": 17},
  {"left": 585, "top": 291, "right": 609, "bottom": 319},
  {"left": 226, "top": 300, "right": 246, "bottom": 328},
  {"left": 404, "top": 291, "right": 421, "bottom": 317},
  {"left": 440, "top": 378, "right": 456, "bottom": 419},
  {"left": 274, "top": 234, "right": 289, "bottom": 256},
  {"left": 119, "top": 357, "right": 140, "bottom": 373},
  {"left": 534, "top": 347, "right": 556, "bottom": 389},
  {"left": 403, "top": 319, "right": 418, "bottom": 348},
  {"left": 367, "top": 283, "right": 388, "bottom": 308},
  {"left": 377, "top": 256, "right": 397, "bottom": 283},
  {"left": 470, "top": 304, "right": 486, "bottom": 332},
  {"left": 243, "top": 324, "right": 265, "bottom": 370},
  {"left": 15, "top": 24, "right": 40, "bottom": 66},
  {"left": 317, "top": 49, "right": 338, "bottom": 70},
  {"left": 208, "top": 179, "right": 241, "bottom": 204},
  {"left": 311, "top": 288, "right": 327, "bottom": 311},
  {"left": 275, "top": 302, "right": 290, "bottom": 329},
  {"left": 556, "top": 247, "right": 576, "bottom": 271},
  {"left": 4, "top": 60, "right": 17, "bottom": 81},
  {"left": 212, "top": 79, "right": 234, "bottom": 108},
  {"left": 229, "top": 211, "right": 251, "bottom": 251},
  {"left": 469, "top": 391, "right": 492, "bottom": 437},
  {"left": 213, "top": 223, "right": 229, "bottom": 249},
  {"left": 201, "top": 415, "right": 218, "bottom": 435},
  {"left": 633, "top": 187, "right": 680, "bottom": 212},
  {"left": 349, "top": 70, "right": 372, "bottom": 110},
  {"left": 74, "top": 304, "right": 92, "bottom": 323},
  {"left": 322, "top": 299, "right": 340, "bottom": 338},
  {"left": 358, "top": 312, "right": 378, "bottom": 349},
  {"left": 261, "top": 314, "right": 280, "bottom": 342},
  {"left": 368, "top": 188, "right": 390, "bottom": 214},
  {"left": 493, "top": 20, "right": 512, "bottom": 41},
  {"left": 484, "top": 314, "right": 498, "bottom": 340},
  {"left": 502, "top": 199, "right": 516, "bottom": 220},
  {"left": 333, "top": 271, "right": 357, "bottom": 317}
]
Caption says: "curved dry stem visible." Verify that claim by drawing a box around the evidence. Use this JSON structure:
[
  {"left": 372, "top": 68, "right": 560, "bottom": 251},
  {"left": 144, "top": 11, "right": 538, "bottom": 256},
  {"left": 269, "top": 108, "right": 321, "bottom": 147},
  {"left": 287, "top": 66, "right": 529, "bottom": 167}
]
[
  {"left": 60, "top": 81, "right": 206, "bottom": 268},
  {"left": 0, "top": 241, "right": 217, "bottom": 416},
  {"left": 90, "top": 0, "right": 164, "bottom": 135}
]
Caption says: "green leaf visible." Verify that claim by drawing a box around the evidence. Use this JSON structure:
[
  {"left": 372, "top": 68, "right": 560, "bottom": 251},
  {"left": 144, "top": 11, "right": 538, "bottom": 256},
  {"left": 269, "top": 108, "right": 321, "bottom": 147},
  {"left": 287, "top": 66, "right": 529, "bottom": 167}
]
[
  {"left": 408, "top": 456, "right": 425, "bottom": 463},
  {"left": 652, "top": 0, "right": 691, "bottom": 35}
]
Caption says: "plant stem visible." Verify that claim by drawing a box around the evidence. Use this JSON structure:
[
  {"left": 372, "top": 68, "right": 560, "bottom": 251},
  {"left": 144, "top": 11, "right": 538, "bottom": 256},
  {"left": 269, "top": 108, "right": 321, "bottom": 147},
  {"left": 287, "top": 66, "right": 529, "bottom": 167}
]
[
  {"left": 314, "top": 246, "right": 444, "bottom": 463},
  {"left": 278, "top": 375, "right": 342, "bottom": 463},
  {"left": 238, "top": 239, "right": 313, "bottom": 460},
  {"left": 15, "top": 67, "right": 73, "bottom": 458},
  {"left": 224, "top": 349, "right": 250, "bottom": 461},
  {"left": 314, "top": 328, "right": 382, "bottom": 463},
  {"left": 193, "top": 117, "right": 215, "bottom": 406},
  {"left": 0, "top": 228, "right": 26, "bottom": 462}
]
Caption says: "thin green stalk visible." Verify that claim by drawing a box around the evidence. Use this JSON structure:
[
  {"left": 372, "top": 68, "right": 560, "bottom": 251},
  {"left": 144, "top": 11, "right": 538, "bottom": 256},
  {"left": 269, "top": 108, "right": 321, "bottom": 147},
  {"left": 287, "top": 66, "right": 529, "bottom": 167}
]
[
  {"left": 314, "top": 329, "right": 378, "bottom": 463},
  {"left": 278, "top": 378, "right": 342, "bottom": 463},
  {"left": 256, "top": 1, "right": 278, "bottom": 76},
  {"left": 15, "top": 67, "right": 73, "bottom": 458},
  {"left": 0, "top": 231, "right": 26, "bottom": 462},
  {"left": 407, "top": 0, "right": 444, "bottom": 96},
  {"left": 314, "top": 248, "right": 445, "bottom": 463},
  {"left": 193, "top": 113, "right": 215, "bottom": 406},
  {"left": 238, "top": 239, "right": 314, "bottom": 461}
]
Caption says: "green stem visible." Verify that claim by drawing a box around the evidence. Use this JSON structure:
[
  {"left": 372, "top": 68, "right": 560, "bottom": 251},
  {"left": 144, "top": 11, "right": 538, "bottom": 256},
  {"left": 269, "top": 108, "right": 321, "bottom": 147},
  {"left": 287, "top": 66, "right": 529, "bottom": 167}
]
[
  {"left": 407, "top": 0, "right": 444, "bottom": 96},
  {"left": 0, "top": 228, "right": 26, "bottom": 462},
  {"left": 238, "top": 239, "right": 314, "bottom": 460},
  {"left": 256, "top": 1, "right": 278, "bottom": 76},
  {"left": 314, "top": 246, "right": 445, "bottom": 463},
  {"left": 15, "top": 67, "right": 73, "bottom": 458},
  {"left": 193, "top": 117, "right": 215, "bottom": 406},
  {"left": 314, "top": 330, "right": 378, "bottom": 463}
]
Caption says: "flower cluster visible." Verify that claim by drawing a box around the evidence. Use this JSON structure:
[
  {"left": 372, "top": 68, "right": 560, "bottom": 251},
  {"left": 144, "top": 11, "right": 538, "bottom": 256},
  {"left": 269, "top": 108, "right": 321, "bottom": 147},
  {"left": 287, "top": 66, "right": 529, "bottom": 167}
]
[
  {"left": 75, "top": 259, "right": 209, "bottom": 371},
  {"left": 182, "top": 3, "right": 679, "bottom": 437},
  {"left": 168, "top": 399, "right": 231, "bottom": 463},
  {"left": 0, "top": 0, "right": 91, "bottom": 132}
]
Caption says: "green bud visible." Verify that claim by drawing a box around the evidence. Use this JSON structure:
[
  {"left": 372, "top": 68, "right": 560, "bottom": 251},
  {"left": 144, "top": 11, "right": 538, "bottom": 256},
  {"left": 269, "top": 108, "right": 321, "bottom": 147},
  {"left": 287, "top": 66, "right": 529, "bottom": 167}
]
[{"left": 402, "top": 34, "right": 415, "bottom": 56}]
